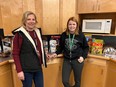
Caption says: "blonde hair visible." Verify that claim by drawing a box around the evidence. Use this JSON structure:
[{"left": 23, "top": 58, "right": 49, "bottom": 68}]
[
  {"left": 22, "top": 11, "right": 38, "bottom": 27},
  {"left": 65, "top": 17, "right": 79, "bottom": 35}
]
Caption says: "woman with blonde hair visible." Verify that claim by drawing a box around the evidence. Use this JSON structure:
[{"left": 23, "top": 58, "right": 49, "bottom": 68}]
[{"left": 12, "top": 11, "right": 46, "bottom": 87}]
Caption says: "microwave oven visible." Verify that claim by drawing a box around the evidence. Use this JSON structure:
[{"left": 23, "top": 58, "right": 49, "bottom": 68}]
[{"left": 82, "top": 19, "right": 112, "bottom": 33}]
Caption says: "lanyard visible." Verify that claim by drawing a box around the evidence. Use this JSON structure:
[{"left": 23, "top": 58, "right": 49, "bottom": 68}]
[{"left": 69, "top": 34, "right": 75, "bottom": 50}]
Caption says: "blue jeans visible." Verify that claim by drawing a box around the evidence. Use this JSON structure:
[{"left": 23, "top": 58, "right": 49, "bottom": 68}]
[{"left": 22, "top": 70, "right": 44, "bottom": 87}]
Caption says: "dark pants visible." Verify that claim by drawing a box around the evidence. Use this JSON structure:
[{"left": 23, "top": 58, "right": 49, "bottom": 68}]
[
  {"left": 22, "top": 70, "right": 44, "bottom": 87},
  {"left": 62, "top": 59, "right": 84, "bottom": 87}
]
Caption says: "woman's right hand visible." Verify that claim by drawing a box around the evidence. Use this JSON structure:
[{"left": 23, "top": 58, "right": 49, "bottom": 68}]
[
  {"left": 17, "top": 71, "right": 25, "bottom": 80},
  {"left": 46, "top": 53, "right": 57, "bottom": 59},
  {"left": 51, "top": 53, "right": 57, "bottom": 58},
  {"left": 46, "top": 53, "right": 52, "bottom": 60}
]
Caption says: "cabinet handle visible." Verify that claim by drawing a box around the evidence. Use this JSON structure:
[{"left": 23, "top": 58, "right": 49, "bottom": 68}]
[
  {"left": 59, "top": 65, "right": 62, "bottom": 71},
  {"left": 101, "top": 69, "right": 104, "bottom": 75}
]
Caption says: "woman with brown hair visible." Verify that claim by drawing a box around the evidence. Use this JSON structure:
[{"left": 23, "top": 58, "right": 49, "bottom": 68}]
[{"left": 50, "top": 17, "right": 89, "bottom": 87}]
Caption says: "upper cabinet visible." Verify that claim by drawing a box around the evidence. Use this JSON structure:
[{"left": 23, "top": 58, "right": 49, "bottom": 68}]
[
  {"left": 77, "top": 0, "right": 116, "bottom": 14},
  {"left": 42, "top": 0, "right": 60, "bottom": 35},
  {"left": 97, "top": 0, "right": 116, "bottom": 13},
  {"left": 61, "top": 0, "right": 76, "bottom": 32},
  {"left": 0, "top": 0, "right": 76, "bottom": 35},
  {"left": 42, "top": 0, "right": 76, "bottom": 35},
  {"left": 77, "top": 0, "right": 97, "bottom": 13},
  {"left": 0, "top": 0, "right": 43, "bottom": 35}
]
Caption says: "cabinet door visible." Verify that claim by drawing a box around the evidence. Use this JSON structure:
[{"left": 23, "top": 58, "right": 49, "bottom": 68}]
[
  {"left": 11, "top": 63, "right": 35, "bottom": 87},
  {"left": 77, "top": 0, "right": 97, "bottom": 14},
  {"left": 105, "top": 61, "right": 116, "bottom": 87},
  {"left": 43, "top": 63, "right": 63, "bottom": 87},
  {"left": 42, "top": 0, "right": 60, "bottom": 35},
  {"left": 97, "top": 0, "right": 116, "bottom": 13},
  {"left": 0, "top": 63, "right": 13, "bottom": 87},
  {"left": 81, "top": 59, "right": 106, "bottom": 87},
  {"left": 61, "top": 0, "right": 76, "bottom": 32},
  {"left": 11, "top": 63, "right": 22, "bottom": 87}
]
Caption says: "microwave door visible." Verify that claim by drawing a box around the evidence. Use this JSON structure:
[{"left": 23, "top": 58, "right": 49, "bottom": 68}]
[{"left": 82, "top": 21, "right": 105, "bottom": 33}]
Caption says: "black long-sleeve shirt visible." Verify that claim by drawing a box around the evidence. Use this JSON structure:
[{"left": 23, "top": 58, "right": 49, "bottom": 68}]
[{"left": 56, "top": 31, "right": 89, "bottom": 60}]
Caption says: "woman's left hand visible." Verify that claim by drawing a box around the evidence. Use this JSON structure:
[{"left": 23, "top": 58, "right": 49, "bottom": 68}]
[{"left": 78, "top": 56, "right": 84, "bottom": 63}]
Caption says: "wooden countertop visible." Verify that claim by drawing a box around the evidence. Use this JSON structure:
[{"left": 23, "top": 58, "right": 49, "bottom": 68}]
[
  {"left": 0, "top": 56, "right": 12, "bottom": 66},
  {"left": 88, "top": 54, "right": 116, "bottom": 63},
  {"left": 88, "top": 54, "right": 110, "bottom": 60},
  {"left": 9, "top": 54, "right": 64, "bottom": 65},
  {"left": 1, "top": 54, "right": 116, "bottom": 66}
]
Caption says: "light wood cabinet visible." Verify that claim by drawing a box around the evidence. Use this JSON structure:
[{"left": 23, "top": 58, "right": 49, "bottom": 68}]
[
  {"left": 81, "top": 57, "right": 107, "bottom": 87},
  {"left": 1, "top": 55, "right": 116, "bottom": 87},
  {"left": 60, "top": 0, "right": 76, "bottom": 32},
  {"left": 11, "top": 63, "right": 35, "bottom": 87},
  {"left": 42, "top": 0, "right": 60, "bottom": 35},
  {"left": 10, "top": 58, "right": 63, "bottom": 87},
  {"left": 43, "top": 63, "right": 63, "bottom": 87},
  {"left": 81, "top": 55, "right": 116, "bottom": 87},
  {"left": 77, "top": 0, "right": 116, "bottom": 14},
  {"left": 42, "top": 0, "right": 76, "bottom": 35},
  {"left": 43, "top": 58, "right": 74, "bottom": 87},
  {"left": 105, "top": 60, "right": 116, "bottom": 87},
  {"left": 77, "top": 0, "right": 97, "bottom": 13},
  {"left": 11, "top": 63, "right": 22, "bottom": 87},
  {"left": 0, "top": 0, "right": 76, "bottom": 35},
  {"left": 10, "top": 58, "right": 75, "bottom": 87},
  {"left": 0, "top": 62, "right": 13, "bottom": 87},
  {"left": 97, "top": 0, "right": 116, "bottom": 13}
]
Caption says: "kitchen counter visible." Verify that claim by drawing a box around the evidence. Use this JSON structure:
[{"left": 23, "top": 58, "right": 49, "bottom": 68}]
[
  {"left": 0, "top": 56, "right": 13, "bottom": 87},
  {"left": 1, "top": 53, "right": 116, "bottom": 67},
  {"left": 81, "top": 54, "right": 116, "bottom": 87},
  {"left": 0, "top": 56, "right": 12, "bottom": 66},
  {"left": 8, "top": 54, "right": 63, "bottom": 64},
  {"left": 8, "top": 54, "right": 64, "bottom": 87},
  {"left": 5, "top": 54, "right": 116, "bottom": 64},
  {"left": 1, "top": 54, "right": 108, "bottom": 66},
  {"left": 1, "top": 54, "right": 116, "bottom": 87}
]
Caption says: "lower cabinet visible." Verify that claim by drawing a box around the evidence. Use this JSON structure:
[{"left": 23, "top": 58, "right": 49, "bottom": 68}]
[
  {"left": 43, "top": 59, "right": 74, "bottom": 87},
  {"left": 81, "top": 58, "right": 107, "bottom": 87},
  {"left": 3, "top": 56, "right": 116, "bottom": 87},
  {"left": 105, "top": 60, "right": 116, "bottom": 87},
  {"left": 10, "top": 58, "right": 74, "bottom": 87},
  {"left": 11, "top": 62, "right": 63, "bottom": 87},
  {"left": 0, "top": 63, "right": 13, "bottom": 87},
  {"left": 11, "top": 63, "right": 23, "bottom": 87},
  {"left": 43, "top": 63, "right": 63, "bottom": 87}
]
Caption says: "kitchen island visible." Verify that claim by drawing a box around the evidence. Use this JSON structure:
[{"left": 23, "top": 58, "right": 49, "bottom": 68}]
[
  {"left": 81, "top": 54, "right": 116, "bottom": 87},
  {"left": 0, "top": 54, "right": 116, "bottom": 87}
]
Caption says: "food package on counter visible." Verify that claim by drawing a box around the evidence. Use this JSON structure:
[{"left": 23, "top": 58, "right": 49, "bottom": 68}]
[
  {"left": 0, "top": 38, "right": 12, "bottom": 57},
  {"left": 85, "top": 34, "right": 92, "bottom": 53},
  {"left": 49, "top": 39, "right": 57, "bottom": 53},
  {"left": 103, "top": 47, "right": 116, "bottom": 59},
  {"left": 43, "top": 40, "right": 48, "bottom": 54},
  {"left": 91, "top": 38, "right": 104, "bottom": 55}
]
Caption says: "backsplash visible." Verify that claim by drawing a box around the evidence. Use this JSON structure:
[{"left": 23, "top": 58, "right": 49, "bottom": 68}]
[
  {"left": 92, "top": 35, "right": 116, "bottom": 49},
  {"left": 85, "top": 34, "right": 116, "bottom": 59}
]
